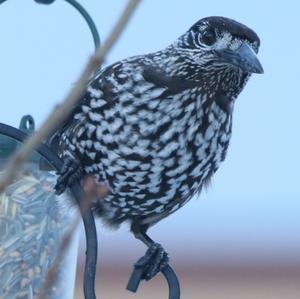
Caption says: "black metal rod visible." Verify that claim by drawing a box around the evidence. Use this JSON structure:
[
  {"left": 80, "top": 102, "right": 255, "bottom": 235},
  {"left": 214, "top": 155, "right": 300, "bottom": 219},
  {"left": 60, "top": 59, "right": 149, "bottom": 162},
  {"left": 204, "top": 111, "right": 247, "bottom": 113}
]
[
  {"left": 0, "top": 1, "right": 100, "bottom": 50},
  {"left": 127, "top": 262, "right": 181, "bottom": 299},
  {"left": 162, "top": 265, "right": 181, "bottom": 299},
  {"left": 71, "top": 183, "right": 97, "bottom": 299},
  {"left": 64, "top": 0, "right": 100, "bottom": 50},
  {"left": 34, "top": 0, "right": 100, "bottom": 50}
]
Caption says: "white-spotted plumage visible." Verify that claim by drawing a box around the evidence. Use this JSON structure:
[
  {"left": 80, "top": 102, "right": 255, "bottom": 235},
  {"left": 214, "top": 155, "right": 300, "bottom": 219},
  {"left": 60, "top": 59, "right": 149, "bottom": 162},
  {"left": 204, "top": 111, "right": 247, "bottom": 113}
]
[{"left": 54, "top": 16, "right": 262, "bottom": 229}]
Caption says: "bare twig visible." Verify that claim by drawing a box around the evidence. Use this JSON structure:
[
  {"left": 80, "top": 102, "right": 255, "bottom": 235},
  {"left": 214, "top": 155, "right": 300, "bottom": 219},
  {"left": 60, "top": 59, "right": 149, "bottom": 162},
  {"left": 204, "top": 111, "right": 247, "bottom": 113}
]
[{"left": 0, "top": 0, "right": 141, "bottom": 194}]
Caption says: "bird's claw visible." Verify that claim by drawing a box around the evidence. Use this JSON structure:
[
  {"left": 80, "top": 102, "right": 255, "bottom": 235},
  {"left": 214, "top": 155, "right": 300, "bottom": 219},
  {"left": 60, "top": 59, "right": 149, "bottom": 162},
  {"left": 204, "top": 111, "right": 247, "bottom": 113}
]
[
  {"left": 134, "top": 243, "right": 169, "bottom": 281},
  {"left": 54, "top": 156, "right": 83, "bottom": 195}
]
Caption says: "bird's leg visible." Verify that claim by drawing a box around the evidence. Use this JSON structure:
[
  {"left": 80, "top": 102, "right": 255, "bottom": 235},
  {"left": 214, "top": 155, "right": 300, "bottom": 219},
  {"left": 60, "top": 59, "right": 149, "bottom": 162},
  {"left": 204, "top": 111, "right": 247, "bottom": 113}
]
[
  {"left": 54, "top": 155, "right": 83, "bottom": 195},
  {"left": 130, "top": 222, "right": 169, "bottom": 282}
]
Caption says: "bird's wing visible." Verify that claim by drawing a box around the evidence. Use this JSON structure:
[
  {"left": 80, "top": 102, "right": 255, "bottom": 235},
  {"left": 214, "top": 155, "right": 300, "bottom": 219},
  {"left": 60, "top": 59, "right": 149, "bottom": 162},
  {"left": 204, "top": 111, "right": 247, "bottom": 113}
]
[
  {"left": 50, "top": 54, "right": 200, "bottom": 159},
  {"left": 47, "top": 60, "right": 130, "bottom": 152},
  {"left": 47, "top": 56, "right": 160, "bottom": 152}
]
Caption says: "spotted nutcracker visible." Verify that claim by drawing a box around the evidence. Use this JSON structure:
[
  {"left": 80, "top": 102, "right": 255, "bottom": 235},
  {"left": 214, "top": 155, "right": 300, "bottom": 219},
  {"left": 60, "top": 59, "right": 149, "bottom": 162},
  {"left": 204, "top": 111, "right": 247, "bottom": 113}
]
[{"left": 51, "top": 16, "right": 263, "bottom": 280}]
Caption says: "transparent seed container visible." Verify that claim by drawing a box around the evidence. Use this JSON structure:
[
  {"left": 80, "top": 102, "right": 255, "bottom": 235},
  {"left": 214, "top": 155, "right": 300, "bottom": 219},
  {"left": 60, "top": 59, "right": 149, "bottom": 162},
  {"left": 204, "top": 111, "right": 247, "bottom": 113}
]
[{"left": 0, "top": 122, "right": 78, "bottom": 299}]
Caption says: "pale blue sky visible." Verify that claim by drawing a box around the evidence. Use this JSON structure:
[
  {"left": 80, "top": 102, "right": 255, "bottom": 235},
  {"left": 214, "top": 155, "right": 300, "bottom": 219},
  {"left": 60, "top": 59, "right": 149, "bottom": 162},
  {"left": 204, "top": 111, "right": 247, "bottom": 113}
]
[{"left": 0, "top": 0, "right": 299, "bottom": 264}]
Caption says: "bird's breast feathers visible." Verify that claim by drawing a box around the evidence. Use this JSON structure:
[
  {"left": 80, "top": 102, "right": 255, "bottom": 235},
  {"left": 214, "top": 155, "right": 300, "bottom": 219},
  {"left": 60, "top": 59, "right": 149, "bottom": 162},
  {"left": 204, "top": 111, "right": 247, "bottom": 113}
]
[{"left": 62, "top": 60, "right": 233, "bottom": 215}]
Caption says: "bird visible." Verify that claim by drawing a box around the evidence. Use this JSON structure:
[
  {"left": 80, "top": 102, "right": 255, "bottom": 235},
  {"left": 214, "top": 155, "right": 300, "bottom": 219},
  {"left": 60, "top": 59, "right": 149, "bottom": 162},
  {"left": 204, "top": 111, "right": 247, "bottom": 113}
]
[{"left": 51, "top": 16, "right": 263, "bottom": 281}]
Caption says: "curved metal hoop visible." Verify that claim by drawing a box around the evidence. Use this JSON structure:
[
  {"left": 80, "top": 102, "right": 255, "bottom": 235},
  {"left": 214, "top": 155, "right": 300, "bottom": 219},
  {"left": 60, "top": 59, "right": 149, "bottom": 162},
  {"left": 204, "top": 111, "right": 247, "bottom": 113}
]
[
  {"left": 127, "top": 263, "right": 180, "bottom": 299},
  {"left": 0, "top": 0, "right": 100, "bottom": 50},
  {"left": 162, "top": 266, "right": 181, "bottom": 299},
  {"left": 0, "top": 123, "right": 98, "bottom": 299}
]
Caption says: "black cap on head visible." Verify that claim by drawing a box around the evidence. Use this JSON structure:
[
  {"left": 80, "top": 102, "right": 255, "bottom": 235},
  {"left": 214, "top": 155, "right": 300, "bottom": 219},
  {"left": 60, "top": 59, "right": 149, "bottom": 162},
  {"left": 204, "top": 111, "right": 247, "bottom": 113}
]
[{"left": 190, "top": 16, "right": 260, "bottom": 48}]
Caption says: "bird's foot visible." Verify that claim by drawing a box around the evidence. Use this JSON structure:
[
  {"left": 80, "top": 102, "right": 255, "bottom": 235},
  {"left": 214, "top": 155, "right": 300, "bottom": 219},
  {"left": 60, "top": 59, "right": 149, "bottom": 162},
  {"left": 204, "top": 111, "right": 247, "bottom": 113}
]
[
  {"left": 127, "top": 243, "right": 169, "bottom": 292},
  {"left": 54, "top": 156, "right": 83, "bottom": 195},
  {"left": 134, "top": 243, "right": 169, "bottom": 281}
]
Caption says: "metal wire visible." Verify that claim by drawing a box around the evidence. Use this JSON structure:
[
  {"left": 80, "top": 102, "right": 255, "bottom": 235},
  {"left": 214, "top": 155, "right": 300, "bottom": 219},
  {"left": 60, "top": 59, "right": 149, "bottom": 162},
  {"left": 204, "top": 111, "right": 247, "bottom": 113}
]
[
  {"left": 0, "top": 0, "right": 100, "bottom": 50},
  {"left": 35, "top": 0, "right": 101, "bottom": 50},
  {"left": 162, "top": 266, "right": 181, "bottom": 299},
  {"left": 63, "top": 0, "right": 100, "bottom": 50},
  {"left": 127, "top": 257, "right": 181, "bottom": 299}
]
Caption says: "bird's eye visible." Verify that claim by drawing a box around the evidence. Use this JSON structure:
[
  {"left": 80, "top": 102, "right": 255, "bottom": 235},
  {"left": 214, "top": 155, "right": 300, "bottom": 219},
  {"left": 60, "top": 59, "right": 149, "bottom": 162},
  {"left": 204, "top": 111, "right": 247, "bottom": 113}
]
[{"left": 200, "top": 30, "right": 216, "bottom": 46}]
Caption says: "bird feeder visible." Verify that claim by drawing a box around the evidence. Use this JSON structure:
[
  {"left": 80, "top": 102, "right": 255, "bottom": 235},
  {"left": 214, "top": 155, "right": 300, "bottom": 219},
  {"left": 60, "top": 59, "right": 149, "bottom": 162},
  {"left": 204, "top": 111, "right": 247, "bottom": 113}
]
[
  {"left": 0, "top": 1, "right": 100, "bottom": 298},
  {"left": 0, "top": 119, "right": 79, "bottom": 299}
]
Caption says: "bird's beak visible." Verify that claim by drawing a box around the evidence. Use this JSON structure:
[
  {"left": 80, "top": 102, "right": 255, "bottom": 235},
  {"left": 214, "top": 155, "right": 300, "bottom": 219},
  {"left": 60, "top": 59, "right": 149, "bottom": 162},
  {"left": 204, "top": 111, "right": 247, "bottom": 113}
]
[{"left": 215, "top": 42, "right": 264, "bottom": 74}]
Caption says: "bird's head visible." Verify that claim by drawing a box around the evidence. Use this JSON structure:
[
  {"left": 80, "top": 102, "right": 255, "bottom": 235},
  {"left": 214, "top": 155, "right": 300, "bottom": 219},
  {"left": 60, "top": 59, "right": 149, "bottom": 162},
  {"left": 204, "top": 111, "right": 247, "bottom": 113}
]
[{"left": 178, "top": 16, "right": 263, "bottom": 75}]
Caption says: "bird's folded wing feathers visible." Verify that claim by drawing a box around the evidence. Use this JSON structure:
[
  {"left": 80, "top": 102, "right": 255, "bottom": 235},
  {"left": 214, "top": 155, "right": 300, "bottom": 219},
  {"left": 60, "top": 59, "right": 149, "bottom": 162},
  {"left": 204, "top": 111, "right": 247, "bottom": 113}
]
[{"left": 47, "top": 55, "right": 200, "bottom": 152}]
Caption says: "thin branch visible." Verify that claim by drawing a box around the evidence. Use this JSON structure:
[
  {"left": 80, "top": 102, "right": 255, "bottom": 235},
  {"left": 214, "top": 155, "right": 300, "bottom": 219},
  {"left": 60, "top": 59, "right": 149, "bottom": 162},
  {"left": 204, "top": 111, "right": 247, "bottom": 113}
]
[{"left": 0, "top": 0, "right": 141, "bottom": 193}]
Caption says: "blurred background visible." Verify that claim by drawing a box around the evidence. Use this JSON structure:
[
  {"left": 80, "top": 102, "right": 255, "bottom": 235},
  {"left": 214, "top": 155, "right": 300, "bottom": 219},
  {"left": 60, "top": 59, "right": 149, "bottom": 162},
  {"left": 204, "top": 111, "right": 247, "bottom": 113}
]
[{"left": 0, "top": 0, "right": 299, "bottom": 298}]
